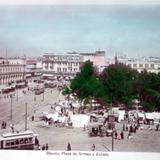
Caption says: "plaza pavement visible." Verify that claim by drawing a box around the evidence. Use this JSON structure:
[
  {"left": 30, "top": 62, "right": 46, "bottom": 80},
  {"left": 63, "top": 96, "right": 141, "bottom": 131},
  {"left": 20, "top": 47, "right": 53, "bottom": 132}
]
[{"left": 0, "top": 88, "right": 160, "bottom": 152}]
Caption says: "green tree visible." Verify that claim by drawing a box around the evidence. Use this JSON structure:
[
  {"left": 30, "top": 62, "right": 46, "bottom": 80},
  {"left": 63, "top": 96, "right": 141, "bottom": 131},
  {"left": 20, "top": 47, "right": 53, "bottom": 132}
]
[
  {"left": 70, "top": 60, "right": 103, "bottom": 102},
  {"left": 100, "top": 63, "right": 138, "bottom": 108},
  {"left": 135, "top": 71, "right": 160, "bottom": 111}
]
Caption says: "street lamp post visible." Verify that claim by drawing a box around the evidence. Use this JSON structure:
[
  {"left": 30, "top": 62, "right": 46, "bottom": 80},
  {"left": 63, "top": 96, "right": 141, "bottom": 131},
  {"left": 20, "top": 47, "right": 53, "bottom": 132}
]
[
  {"left": 34, "top": 94, "right": 36, "bottom": 101},
  {"left": 110, "top": 94, "right": 115, "bottom": 151},
  {"left": 16, "top": 88, "right": 18, "bottom": 101},
  {"left": 108, "top": 115, "right": 115, "bottom": 151},
  {"left": 112, "top": 126, "right": 114, "bottom": 151},
  {"left": 25, "top": 103, "right": 28, "bottom": 131},
  {"left": 10, "top": 94, "right": 13, "bottom": 120},
  {"left": 42, "top": 89, "right": 45, "bottom": 101}
]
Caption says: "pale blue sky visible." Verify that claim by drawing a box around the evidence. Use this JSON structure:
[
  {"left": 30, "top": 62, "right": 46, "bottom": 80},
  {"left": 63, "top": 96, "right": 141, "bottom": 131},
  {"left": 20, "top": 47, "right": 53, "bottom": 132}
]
[
  {"left": 0, "top": 0, "right": 160, "bottom": 5},
  {"left": 0, "top": 5, "right": 160, "bottom": 57}
]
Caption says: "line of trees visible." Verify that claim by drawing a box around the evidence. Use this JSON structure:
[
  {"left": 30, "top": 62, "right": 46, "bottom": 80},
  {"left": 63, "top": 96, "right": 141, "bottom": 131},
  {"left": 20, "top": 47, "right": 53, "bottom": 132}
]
[{"left": 64, "top": 61, "right": 160, "bottom": 112}]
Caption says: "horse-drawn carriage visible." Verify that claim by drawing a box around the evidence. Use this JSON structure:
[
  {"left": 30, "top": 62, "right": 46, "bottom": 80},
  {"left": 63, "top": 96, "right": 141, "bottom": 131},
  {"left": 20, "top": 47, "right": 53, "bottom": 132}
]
[{"left": 87, "top": 114, "right": 115, "bottom": 137}]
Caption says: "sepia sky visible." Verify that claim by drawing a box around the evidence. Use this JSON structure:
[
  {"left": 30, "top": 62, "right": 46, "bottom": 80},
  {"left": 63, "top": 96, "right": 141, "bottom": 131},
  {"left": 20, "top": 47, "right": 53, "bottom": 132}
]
[{"left": 0, "top": 1, "right": 160, "bottom": 57}]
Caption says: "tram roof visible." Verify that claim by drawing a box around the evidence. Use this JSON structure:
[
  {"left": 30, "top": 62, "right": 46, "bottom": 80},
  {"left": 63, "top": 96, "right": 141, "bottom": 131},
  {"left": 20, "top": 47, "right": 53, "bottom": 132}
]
[{"left": 0, "top": 130, "right": 38, "bottom": 140}]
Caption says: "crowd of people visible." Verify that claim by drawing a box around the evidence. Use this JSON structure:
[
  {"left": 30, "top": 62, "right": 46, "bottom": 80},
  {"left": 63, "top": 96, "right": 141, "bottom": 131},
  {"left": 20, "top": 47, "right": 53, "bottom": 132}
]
[{"left": 113, "top": 115, "right": 160, "bottom": 142}]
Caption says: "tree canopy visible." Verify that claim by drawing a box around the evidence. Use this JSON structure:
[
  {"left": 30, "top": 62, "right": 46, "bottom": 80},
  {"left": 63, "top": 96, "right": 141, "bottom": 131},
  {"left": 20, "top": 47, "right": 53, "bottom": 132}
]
[
  {"left": 135, "top": 71, "right": 160, "bottom": 111},
  {"left": 68, "top": 61, "right": 160, "bottom": 111},
  {"left": 100, "top": 63, "right": 138, "bottom": 108},
  {"left": 70, "top": 61, "right": 102, "bottom": 101}
]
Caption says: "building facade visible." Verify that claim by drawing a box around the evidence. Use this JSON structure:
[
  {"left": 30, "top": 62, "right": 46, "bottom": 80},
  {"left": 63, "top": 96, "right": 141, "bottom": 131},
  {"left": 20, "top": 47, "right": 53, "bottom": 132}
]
[
  {"left": 118, "top": 56, "right": 160, "bottom": 73},
  {"left": 42, "top": 53, "right": 82, "bottom": 78},
  {"left": 80, "top": 51, "right": 107, "bottom": 73},
  {"left": 26, "top": 58, "right": 42, "bottom": 78},
  {"left": 0, "top": 58, "right": 26, "bottom": 85},
  {"left": 42, "top": 51, "right": 108, "bottom": 79}
]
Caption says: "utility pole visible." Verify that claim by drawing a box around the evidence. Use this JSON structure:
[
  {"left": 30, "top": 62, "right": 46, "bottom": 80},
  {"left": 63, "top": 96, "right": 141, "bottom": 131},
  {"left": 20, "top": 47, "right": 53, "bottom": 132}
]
[
  {"left": 111, "top": 94, "right": 114, "bottom": 151},
  {"left": 16, "top": 89, "right": 18, "bottom": 101},
  {"left": 108, "top": 115, "right": 115, "bottom": 152},
  {"left": 25, "top": 103, "right": 28, "bottom": 130},
  {"left": 42, "top": 90, "right": 44, "bottom": 101},
  {"left": 10, "top": 94, "right": 13, "bottom": 120},
  {"left": 112, "top": 127, "right": 114, "bottom": 151}
]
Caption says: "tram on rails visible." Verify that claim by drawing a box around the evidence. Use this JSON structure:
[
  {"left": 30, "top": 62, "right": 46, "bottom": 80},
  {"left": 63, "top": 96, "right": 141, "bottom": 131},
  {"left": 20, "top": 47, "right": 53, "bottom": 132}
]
[{"left": 0, "top": 130, "right": 39, "bottom": 150}]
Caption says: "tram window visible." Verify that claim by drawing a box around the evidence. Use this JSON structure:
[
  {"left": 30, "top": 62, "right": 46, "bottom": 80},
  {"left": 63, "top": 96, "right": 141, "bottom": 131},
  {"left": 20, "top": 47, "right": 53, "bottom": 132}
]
[
  {"left": 6, "top": 142, "right": 10, "bottom": 147},
  {"left": 0, "top": 141, "right": 3, "bottom": 149},
  {"left": 11, "top": 141, "right": 14, "bottom": 146},
  {"left": 24, "top": 138, "right": 28, "bottom": 143},
  {"left": 29, "top": 138, "right": 32, "bottom": 143},
  {"left": 16, "top": 139, "right": 19, "bottom": 145},
  {"left": 20, "top": 139, "right": 23, "bottom": 144},
  {"left": 6, "top": 140, "right": 11, "bottom": 147}
]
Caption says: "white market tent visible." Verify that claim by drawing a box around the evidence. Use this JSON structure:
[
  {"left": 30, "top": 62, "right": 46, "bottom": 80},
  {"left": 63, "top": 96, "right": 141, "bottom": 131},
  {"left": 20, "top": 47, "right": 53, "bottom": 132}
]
[
  {"left": 69, "top": 94, "right": 75, "bottom": 100},
  {"left": 46, "top": 112, "right": 59, "bottom": 121},
  {"left": 72, "top": 101, "right": 80, "bottom": 108},
  {"left": 70, "top": 114, "right": 90, "bottom": 128},
  {"left": 145, "top": 112, "right": 160, "bottom": 120},
  {"left": 46, "top": 112, "right": 67, "bottom": 123},
  {"left": 55, "top": 106, "right": 61, "bottom": 112},
  {"left": 137, "top": 112, "right": 145, "bottom": 120},
  {"left": 58, "top": 100, "right": 70, "bottom": 108},
  {"left": 118, "top": 110, "right": 125, "bottom": 122}
]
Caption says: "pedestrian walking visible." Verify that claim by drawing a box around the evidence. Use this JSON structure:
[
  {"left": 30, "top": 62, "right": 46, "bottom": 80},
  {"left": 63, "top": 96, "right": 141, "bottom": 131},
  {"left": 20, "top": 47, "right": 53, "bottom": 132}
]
[
  {"left": 45, "top": 143, "right": 48, "bottom": 150},
  {"left": 127, "top": 132, "right": 132, "bottom": 139},
  {"left": 156, "top": 123, "right": 159, "bottom": 131},
  {"left": 120, "top": 131, "right": 124, "bottom": 139},
  {"left": 67, "top": 142, "right": 71, "bottom": 151},
  {"left": 35, "top": 137, "right": 39, "bottom": 145},
  {"left": 130, "top": 125, "right": 133, "bottom": 133},
  {"left": 123, "top": 123, "right": 125, "bottom": 131},
  {"left": 42, "top": 145, "right": 45, "bottom": 150},
  {"left": 38, "top": 145, "right": 41, "bottom": 150},
  {"left": 126, "top": 125, "right": 128, "bottom": 131},
  {"left": 91, "top": 144, "right": 95, "bottom": 151},
  {"left": 10, "top": 124, "right": 14, "bottom": 133},
  {"left": 115, "top": 131, "right": 118, "bottom": 139},
  {"left": 31, "top": 115, "right": 34, "bottom": 121},
  {"left": 1, "top": 121, "right": 6, "bottom": 129},
  {"left": 117, "top": 132, "right": 121, "bottom": 140}
]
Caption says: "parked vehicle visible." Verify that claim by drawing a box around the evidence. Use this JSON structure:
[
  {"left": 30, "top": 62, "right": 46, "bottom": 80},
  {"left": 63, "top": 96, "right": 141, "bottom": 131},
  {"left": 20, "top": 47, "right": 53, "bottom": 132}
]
[
  {"left": 1, "top": 86, "right": 15, "bottom": 94},
  {"left": 87, "top": 122, "right": 105, "bottom": 137},
  {"left": 16, "top": 80, "right": 28, "bottom": 89},
  {"left": 44, "top": 81, "right": 57, "bottom": 88},
  {"left": 87, "top": 114, "right": 115, "bottom": 137},
  {"left": 35, "top": 88, "right": 44, "bottom": 95}
]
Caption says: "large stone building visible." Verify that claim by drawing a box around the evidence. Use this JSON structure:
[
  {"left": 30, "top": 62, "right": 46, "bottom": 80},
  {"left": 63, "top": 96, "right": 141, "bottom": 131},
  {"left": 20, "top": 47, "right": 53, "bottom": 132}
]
[
  {"left": 42, "top": 53, "right": 82, "bottom": 79},
  {"left": 0, "top": 58, "right": 26, "bottom": 85},
  {"left": 117, "top": 56, "right": 160, "bottom": 73},
  {"left": 42, "top": 51, "right": 107, "bottom": 79},
  {"left": 80, "top": 50, "right": 107, "bottom": 73},
  {"left": 26, "top": 58, "right": 42, "bottom": 78}
]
